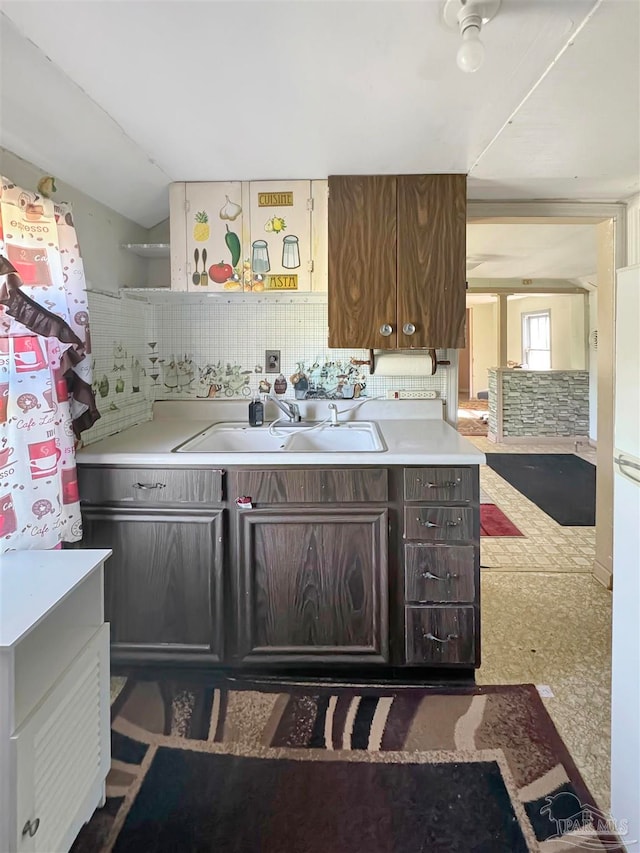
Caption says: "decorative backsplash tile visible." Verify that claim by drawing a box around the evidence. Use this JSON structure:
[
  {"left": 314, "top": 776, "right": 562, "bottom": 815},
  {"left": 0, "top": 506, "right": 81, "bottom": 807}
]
[
  {"left": 80, "top": 293, "right": 153, "bottom": 445},
  {"left": 150, "top": 300, "right": 449, "bottom": 402},
  {"left": 81, "top": 294, "right": 450, "bottom": 444}
]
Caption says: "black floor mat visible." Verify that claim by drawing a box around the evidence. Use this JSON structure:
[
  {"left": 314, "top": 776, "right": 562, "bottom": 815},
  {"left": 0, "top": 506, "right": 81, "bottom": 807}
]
[{"left": 485, "top": 453, "right": 596, "bottom": 526}]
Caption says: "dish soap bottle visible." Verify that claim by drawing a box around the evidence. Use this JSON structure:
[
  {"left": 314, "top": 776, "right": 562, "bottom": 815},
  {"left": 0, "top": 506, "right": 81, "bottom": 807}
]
[{"left": 249, "top": 396, "right": 264, "bottom": 427}]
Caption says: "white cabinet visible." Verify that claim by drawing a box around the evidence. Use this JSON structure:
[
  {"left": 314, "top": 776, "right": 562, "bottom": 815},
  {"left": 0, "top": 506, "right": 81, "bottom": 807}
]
[
  {"left": 170, "top": 180, "right": 328, "bottom": 293},
  {"left": 0, "top": 550, "right": 111, "bottom": 853}
]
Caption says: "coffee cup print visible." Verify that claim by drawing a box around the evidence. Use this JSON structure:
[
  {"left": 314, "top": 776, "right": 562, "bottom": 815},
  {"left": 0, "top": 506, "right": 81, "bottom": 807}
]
[
  {"left": 0, "top": 493, "right": 18, "bottom": 538},
  {"left": 0, "top": 446, "right": 14, "bottom": 468},
  {"left": 42, "top": 387, "right": 57, "bottom": 412},
  {"left": 28, "top": 438, "right": 61, "bottom": 479},
  {"left": 61, "top": 466, "right": 80, "bottom": 504},
  {"left": 14, "top": 337, "right": 47, "bottom": 372},
  {"left": 0, "top": 383, "right": 8, "bottom": 423}
]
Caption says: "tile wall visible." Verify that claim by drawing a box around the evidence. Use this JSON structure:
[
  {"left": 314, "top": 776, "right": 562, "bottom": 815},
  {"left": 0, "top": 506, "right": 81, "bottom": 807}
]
[
  {"left": 81, "top": 293, "right": 451, "bottom": 443},
  {"left": 150, "top": 297, "right": 449, "bottom": 403},
  {"left": 80, "top": 292, "right": 154, "bottom": 445}
]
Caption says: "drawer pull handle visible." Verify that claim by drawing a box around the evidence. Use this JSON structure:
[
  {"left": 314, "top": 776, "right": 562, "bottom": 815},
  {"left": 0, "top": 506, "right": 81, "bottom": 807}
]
[
  {"left": 416, "top": 518, "right": 461, "bottom": 528},
  {"left": 133, "top": 482, "right": 166, "bottom": 490},
  {"left": 22, "top": 819, "right": 40, "bottom": 838},
  {"left": 421, "top": 570, "right": 458, "bottom": 581},
  {"left": 416, "top": 479, "right": 461, "bottom": 488},
  {"left": 424, "top": 632, "right": 458, "bottom": 644},
  {"left": 445, "top": 519, "right": 461, "bottom": 527}
]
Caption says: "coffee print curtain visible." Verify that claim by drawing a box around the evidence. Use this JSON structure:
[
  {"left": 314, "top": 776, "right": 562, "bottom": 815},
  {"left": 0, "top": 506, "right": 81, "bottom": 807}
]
[{"left": 0, "top": 176, "right": 99, "bottom": 553}]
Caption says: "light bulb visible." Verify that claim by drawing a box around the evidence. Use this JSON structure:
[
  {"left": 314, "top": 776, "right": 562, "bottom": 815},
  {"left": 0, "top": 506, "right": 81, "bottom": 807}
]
[{"left": 456, "top": 24, "right": 485, "bottom": 72}]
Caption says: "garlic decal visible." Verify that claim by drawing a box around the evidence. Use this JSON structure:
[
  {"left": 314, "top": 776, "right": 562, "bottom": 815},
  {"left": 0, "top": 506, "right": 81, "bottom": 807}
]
[{"left": 220, "top": 195, "right": 242, "bottom": 221}]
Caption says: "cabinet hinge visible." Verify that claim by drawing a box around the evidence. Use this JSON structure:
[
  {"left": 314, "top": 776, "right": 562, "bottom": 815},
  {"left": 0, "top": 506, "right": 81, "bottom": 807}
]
[
  {"left": 184, "top": 200, "right": 190, "bottom": 213},
  {"left": 307, "top": 260, "right": 314, "bottom": 273},
  {"left": 306, "top": 197, "right": 314, "bottom": 211}
]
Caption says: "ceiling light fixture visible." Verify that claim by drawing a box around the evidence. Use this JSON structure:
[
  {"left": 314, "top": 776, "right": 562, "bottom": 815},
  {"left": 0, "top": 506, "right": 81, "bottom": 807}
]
[{"left": 443, "top": 0, "right": 501, "bottom": 73}]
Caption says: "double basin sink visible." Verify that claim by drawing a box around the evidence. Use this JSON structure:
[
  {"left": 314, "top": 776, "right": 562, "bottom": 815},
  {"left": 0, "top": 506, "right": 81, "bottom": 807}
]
[{"left": 176, "top": 421, "right": 386, "bottom": 453}]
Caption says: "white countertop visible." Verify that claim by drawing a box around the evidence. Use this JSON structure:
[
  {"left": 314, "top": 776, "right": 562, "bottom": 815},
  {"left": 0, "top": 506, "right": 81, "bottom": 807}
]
[
  {"left": 0, "top": 549, "right": 111, "bottom": 648},
  {"left": 77, "top": 400, "right": 485, "bottom": 467}
]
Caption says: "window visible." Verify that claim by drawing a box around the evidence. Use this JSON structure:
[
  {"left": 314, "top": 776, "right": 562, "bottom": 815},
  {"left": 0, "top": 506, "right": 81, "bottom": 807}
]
[{"left": 522, "top": 310, "right": 551, "bottom": 369}]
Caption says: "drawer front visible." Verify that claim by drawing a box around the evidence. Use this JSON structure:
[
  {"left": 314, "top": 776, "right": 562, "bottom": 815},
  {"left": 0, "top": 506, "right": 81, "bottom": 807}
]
[
  {"left": 404, "top": 506, "right": 474, "bottom": 541},
  {"left": 236, "top": 469, "right": 388, "bottom": 504},
  {"left": 405, "top": 606, "right": 475, "bottom": 665},
  {"left": 405, "top": 544, "right": 475, "bottom": 603},
  {"left": 78, "top": 466, "right": 223, "bottom": 504},
  {"left": 404, "top": 467, "right": 474, "bottom": 502}
]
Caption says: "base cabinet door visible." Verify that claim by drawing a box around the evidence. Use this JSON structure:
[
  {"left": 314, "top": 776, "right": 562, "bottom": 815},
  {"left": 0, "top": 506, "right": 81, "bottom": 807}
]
[
  {"left": 236, "top": 509, "right": 389, "bottom": 664},
  {"left": 82, "top": 508, "right": 223, "bottom": 661}
]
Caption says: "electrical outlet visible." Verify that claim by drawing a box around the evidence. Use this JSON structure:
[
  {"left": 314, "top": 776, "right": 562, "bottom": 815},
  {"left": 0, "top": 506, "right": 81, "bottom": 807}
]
[
  {"left": 265, "top": 350, "right": 280, "bottom": 373},
  {"left": 385, "top": 390, "right": 438, "bottom": 399}
]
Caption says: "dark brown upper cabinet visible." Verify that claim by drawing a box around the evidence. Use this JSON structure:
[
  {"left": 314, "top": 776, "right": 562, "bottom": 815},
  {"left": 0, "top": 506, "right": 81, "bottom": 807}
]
[{"left": 328, "top": 174, "right": 466, "bottom": 349}]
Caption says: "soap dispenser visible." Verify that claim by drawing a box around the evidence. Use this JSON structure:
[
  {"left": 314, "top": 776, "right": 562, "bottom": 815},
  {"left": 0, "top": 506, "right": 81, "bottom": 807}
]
[{"left": 249, "top": 396, "right": 264, "bottom": 427}]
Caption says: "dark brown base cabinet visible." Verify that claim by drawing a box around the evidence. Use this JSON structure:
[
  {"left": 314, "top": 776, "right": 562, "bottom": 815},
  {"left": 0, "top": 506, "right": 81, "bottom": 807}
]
[
  {"left": 236, "top": 508, "right": 388, "bottom": 663},
  {"left": 81, "top": 507, "right": 224, "bottom": 661},
  {"left": 77, "top": 464, "right": 480, "bottom": 676}
]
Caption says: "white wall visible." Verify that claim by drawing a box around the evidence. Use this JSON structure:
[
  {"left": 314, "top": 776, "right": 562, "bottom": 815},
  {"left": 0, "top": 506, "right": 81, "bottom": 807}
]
[
  {"left": 0, "top": 147, "right": 149, "bottom": 292},
  {"left": 470, "top": 301, "right": 497, "bottom": 393},
  {"left": 507, "top": 294, "right": 586, "bottom": 369},
  {"left": 588, "top": 290, "right": 598, "bottom": 440},
  {"left": 626, "top": 192, "right": 640, "bottom": 265}
]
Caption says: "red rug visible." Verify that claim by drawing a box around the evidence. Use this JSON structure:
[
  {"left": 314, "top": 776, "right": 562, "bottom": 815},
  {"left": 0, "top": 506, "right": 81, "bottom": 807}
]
[{"left": 480, "top": 504, "right": 524, "bottom": 537}]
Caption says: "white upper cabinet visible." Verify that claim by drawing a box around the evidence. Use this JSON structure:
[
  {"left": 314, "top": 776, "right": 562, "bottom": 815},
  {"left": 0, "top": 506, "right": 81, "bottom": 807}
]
[
  {"left": 248, "top": 180, "right": 311, "bottom": 292},
  {"left": 170, "top": 181, "right": 245, "bottom": 293},
  {"left": 170, "top": 180, "right": 328, "bottom": 293}
]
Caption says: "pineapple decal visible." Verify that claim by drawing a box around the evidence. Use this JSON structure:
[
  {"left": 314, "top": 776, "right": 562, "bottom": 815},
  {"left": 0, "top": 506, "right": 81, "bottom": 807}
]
[{"left": 193, "top": 211, "right": 210, "bottom": 242}]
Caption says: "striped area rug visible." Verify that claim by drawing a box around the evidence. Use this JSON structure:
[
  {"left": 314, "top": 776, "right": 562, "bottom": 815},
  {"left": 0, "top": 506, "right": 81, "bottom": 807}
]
[{"left": 72, "top": 679, "right": 623, "bottom": 853}]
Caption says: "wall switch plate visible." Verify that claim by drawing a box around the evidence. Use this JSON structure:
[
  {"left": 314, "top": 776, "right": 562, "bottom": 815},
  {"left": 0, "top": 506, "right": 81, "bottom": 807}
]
[
  {"left": 385, "top": 390, "right": 438, "bottom": 399},
  {"left": 265, "top": 350, "right": 281, "bottom": 373}
]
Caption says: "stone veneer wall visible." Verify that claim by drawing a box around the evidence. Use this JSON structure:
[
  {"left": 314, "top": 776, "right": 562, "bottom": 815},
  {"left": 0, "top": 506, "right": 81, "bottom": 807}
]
[
  {"left": 489, "top": 369, "right": 589, "bottom": 438},
  {"left": 488, "top": 370, "right": 499, "bottom": 437}
]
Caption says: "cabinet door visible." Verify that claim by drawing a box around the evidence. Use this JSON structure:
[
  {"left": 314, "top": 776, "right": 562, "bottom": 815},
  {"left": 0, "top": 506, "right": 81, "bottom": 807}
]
[
  {"left": 82, "top": 508, "right": 224, "bottom": 661},
  {"left": 236, "top": 508, "right": 388, "bottom": 663},
  {"left": 328, "top": 175, "right": 397, "bottom": 348},
  {"left": 183, "top": 181, "right": 245, "bottom": 292},
  {"left": 13, "top": 626, "right": 110, "bottom": 853},
  {"left": 397, "top": 174, "right": 466, "bottom": 348},
  {"left": 248, "top": 180, "right": 312, "bottom": 292}
]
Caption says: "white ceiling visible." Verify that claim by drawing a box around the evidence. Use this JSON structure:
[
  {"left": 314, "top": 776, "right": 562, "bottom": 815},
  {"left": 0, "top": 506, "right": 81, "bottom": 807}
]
[
  {"left": 1, "top": 0, "right": 638, "bottom": 228},
  {"left": 466, "top": 222, "right": 597, "bottom": 278}
]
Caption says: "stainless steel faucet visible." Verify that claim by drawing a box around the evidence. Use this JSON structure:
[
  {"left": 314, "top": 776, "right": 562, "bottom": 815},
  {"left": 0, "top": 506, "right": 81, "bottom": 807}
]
[{"left": 270, "top": 394, "right": 301, "bottom": 422}]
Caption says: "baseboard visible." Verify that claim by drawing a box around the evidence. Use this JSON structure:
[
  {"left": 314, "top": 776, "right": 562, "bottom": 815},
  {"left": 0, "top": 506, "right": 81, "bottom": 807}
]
[
  {"left": 495, "top": 435, "right": 590, "bottom": 445},
  {"left": 593, "top": 559, "right": 613, "bottom": 589}
]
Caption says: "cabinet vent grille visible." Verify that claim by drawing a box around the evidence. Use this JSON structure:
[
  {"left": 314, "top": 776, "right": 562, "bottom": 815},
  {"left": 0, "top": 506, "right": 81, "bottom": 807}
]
[
  {"left": 32, "top": 656, "right": 103, "bottom": 851},
  {"left": 591, "top": 330, "right": 598, "bottom": 350}
]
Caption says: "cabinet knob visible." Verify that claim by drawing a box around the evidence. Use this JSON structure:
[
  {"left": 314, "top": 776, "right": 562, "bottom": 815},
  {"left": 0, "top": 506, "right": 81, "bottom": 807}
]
[
  {"left": 402, "top": 323, "right": 416, "bottom": 335},
  {"left": 379, "top": 324, "right": 393, "bottom": 337},
  {"left": 22, "top": 819, "right": 40, "bottom": 838}
]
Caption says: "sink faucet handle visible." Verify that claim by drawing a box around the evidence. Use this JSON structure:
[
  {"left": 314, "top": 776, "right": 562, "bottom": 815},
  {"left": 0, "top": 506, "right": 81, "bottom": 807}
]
[{"left": 328, "top": 403, "right": 339, "bottom": 426}]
